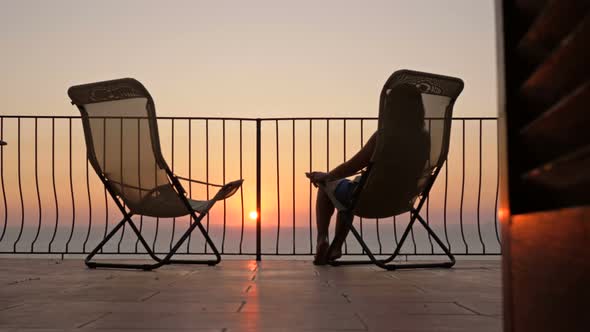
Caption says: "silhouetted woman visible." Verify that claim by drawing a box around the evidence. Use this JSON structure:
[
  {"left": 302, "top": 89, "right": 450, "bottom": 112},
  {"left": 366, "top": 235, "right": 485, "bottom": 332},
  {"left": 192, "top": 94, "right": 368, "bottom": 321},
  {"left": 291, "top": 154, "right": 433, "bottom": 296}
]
[{"left": 307, "top": 83, "right": 429, "bottom": 265}]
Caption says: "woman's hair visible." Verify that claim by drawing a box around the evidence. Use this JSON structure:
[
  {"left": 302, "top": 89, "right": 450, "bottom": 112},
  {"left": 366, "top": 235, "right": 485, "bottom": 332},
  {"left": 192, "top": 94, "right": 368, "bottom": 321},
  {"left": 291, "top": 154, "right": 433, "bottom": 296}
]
[{"left": 385, "top": 83, "right": 426, "bottom": 130}]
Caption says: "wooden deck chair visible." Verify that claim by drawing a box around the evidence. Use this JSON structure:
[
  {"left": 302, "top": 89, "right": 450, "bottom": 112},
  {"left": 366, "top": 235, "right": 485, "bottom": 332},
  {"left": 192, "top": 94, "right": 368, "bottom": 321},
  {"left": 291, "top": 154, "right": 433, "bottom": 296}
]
[
  {"left": 321, "top": 70, "right": 464, "bottom": 270},
  {"left": 68, "top": 78, "right": 243, "bottom": 270}
]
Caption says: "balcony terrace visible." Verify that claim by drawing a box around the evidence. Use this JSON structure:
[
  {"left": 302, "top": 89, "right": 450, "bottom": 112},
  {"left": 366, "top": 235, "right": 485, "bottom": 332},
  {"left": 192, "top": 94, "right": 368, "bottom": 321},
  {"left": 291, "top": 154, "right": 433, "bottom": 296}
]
[{"left": 0, "top": 116, "right": 501, "bottom": 331}]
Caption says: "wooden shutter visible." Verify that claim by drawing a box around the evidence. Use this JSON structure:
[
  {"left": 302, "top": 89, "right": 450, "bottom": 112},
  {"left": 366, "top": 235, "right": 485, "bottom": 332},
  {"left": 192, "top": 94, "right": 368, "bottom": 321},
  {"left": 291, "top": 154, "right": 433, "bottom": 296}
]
[{"left": 499, "top": 0, "right": 590, "bottom": 331}]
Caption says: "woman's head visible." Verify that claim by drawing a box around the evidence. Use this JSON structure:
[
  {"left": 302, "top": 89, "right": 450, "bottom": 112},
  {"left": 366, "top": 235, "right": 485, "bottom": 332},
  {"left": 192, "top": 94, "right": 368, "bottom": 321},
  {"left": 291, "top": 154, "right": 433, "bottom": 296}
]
[{"left": 384, "top": 83, "right": 426, "bottom": 130}]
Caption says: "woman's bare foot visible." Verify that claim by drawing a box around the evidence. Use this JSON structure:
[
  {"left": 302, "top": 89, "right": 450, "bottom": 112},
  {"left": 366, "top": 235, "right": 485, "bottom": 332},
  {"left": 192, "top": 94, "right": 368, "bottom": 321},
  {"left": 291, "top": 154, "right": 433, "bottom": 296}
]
[
  {"left": 313, "top": 241, "right": 330, "bottom": 265},
  {"left": 329, "top": 248, "right": 342, "bottom": 261}
]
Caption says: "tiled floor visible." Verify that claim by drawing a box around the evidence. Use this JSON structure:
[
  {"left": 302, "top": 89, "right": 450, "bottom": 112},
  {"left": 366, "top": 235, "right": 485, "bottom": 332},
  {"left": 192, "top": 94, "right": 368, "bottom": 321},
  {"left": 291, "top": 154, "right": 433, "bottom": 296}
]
[{"left": 0, "top": 259, "right": 502, "bottom": 331}]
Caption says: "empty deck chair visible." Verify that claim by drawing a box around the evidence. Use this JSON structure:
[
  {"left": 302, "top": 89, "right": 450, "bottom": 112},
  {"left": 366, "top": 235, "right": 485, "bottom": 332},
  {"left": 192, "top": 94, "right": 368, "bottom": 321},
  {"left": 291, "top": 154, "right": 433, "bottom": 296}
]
[
  {"left": 68, "top": 78, "right": 243, "bottom": 270},
  {"left": 322, "top": 70, "right": 463, "bottom": 270}
]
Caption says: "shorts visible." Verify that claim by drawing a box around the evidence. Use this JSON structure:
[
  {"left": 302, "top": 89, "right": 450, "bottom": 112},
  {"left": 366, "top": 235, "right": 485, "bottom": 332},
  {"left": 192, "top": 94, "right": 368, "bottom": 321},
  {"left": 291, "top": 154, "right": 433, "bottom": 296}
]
[{"left": 333, "top": 179, "right": 358, "bottom": 207}]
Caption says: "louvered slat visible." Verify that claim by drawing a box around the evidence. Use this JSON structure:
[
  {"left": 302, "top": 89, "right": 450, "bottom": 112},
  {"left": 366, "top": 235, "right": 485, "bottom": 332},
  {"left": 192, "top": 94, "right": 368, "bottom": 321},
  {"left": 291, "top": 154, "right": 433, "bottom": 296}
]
[
  {"left": 520, "top": 81, "right": 590, "bottom": 167},
  {"left": 519, "top": 13, "right": 590, "bottom": 118},
  {"left": 517, "top": 0, "right": 590, "bottom": 66}
]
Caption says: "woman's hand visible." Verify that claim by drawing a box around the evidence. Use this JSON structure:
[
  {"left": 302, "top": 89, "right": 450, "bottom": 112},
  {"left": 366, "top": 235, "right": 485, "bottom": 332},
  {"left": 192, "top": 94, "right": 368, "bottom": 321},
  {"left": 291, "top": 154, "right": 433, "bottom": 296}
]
[{"left": 305, "top": 171, "right": 330, "bottom": 184}]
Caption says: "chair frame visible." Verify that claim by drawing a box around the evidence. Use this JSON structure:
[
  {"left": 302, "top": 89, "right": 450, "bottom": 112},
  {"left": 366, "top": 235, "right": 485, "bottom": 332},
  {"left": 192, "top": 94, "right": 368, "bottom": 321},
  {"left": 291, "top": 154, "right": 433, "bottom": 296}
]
[
  {"left": 326, "top": 164, "right": 455, "bottom": 270},
  {"left": 69, "top": 78, "right": 238, "bottom": 271},
  {"left": 325, "top": 70, "right": 462, "bottom": 270},
  {"left": 82, "top": 166, "right": 224, "bottom": 271}
]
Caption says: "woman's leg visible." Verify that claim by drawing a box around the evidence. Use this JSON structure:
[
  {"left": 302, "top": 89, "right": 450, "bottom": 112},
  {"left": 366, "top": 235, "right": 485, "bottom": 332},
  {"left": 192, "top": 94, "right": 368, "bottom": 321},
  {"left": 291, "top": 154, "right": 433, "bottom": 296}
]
[
  {"left": 316, "top": 188, "right": 335, "bottom": 246},
  {"left": 314, "top": 188, "right": 336, "bottom": 265},
  {"left": 329, "top": 179, "right": 356, "bottom": 260}
]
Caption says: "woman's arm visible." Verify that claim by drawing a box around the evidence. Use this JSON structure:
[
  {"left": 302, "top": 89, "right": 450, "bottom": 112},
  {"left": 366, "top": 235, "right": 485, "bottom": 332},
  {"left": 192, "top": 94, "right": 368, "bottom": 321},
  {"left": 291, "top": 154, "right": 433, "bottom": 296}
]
[{"left": 307, "top": 132, "right": 376, "bottom": 183}]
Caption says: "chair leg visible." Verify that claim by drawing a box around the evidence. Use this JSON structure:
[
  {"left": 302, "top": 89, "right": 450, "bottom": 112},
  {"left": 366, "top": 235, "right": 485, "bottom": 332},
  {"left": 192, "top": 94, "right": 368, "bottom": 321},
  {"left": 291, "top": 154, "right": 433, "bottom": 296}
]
[
  {"left": 125, "top": 218, "right": 165, "bottom": 263},
  {"left": 382, "top": 211, "right": 419, "bottom": 264},
  {"left": 86, "top": 211, "right": 221, "bottom": 271},
  {"left": 330, "top": 209, "right": 455, "bottom": 270},
  {"left": 150, "top": 211, "right": 221, "bottom": 268},
  {"left": 85, "top": 214, "right": 158, "bottom": 270}
]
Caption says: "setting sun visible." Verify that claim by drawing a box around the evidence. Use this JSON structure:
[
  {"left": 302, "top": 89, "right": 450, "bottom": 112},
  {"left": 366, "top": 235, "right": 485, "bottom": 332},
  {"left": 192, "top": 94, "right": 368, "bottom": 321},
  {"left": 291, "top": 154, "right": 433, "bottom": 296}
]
[{"left": 249, "top": 211, "right": 258, "bottom": 220}]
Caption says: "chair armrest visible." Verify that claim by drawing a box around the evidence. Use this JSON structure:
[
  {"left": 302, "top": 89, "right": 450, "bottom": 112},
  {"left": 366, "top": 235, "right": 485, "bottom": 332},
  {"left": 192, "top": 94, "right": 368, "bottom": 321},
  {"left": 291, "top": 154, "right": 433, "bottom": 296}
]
[
  {"left": 211, "top": 179, "right": 244, "bottom": 201},
  {"left": 175, "top": 175, "right": 224, "bottom": 187}
]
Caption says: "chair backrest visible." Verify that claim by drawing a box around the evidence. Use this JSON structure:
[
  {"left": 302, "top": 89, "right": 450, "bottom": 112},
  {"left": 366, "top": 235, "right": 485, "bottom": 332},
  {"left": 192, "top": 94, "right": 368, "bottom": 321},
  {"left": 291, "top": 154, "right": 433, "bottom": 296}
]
[
  {"left": 68, "top": 78, "right": 189, "bottom": 217},
  {"left": 353, "top": 70, "right": 464, "bottom": 218}
]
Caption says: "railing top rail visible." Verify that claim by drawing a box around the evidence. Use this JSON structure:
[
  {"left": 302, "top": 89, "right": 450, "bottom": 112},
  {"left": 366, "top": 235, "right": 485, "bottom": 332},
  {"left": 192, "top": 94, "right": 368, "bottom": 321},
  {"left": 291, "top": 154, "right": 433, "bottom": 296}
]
[
  {"left": 251, "top": 117, "right": 498, "bottom": 121},
  {"left": 0, "top": 115, "right": 498, "bottom": 120}
]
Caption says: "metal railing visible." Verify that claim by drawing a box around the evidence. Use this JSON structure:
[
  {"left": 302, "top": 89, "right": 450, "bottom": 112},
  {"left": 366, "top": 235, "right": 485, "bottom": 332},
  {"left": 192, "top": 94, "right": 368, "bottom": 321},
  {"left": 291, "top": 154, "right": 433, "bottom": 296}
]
[{"left": 0, "top": 116, "right": 500, "bottom": 259}]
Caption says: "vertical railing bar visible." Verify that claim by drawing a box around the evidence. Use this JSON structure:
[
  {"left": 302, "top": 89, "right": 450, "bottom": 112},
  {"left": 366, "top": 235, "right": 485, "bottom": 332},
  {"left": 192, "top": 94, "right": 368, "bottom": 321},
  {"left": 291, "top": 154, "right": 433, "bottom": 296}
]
[
  {"left": 392, "top": 215, "right": 398, "bottom": 247},
  {"left": 49, "top": 119, "right": 59, "bottom": 252},
  {"left": 443, "top": 159, "right": 451, "bottom": 250},
  {"left": 153, "top": 119, "right": 161, "bottom": 252},
  {"left": 359, "top": 119, "right": 364, "bottom": 254},
  {"left": 31, "top": 118, "right": 43, "bottom": 252},
  {"left": 138, "top": 221, "right": 144, "bottom": 252},
  {"left": 102, "top": 118, "right": 108, "bottom": 253},
  {"left": 222, "top": 119, "right": 227, "bottom": 253},
  {"left": 376, "top": 218, "right": 382, "bottom": 255},
  {"left": 343, "top": 119, "right": 348, "bottom": 254},
  {"left": 204, "top": 119, "right": 210, "bottom": 253},
  {"left": 152, "top": 160, "right": 159, "bottom": 252},
  {"left": 117, "top": 118, "right": 125, "bottom": 253},
  {"left": 292, "top": 119, "right": 296, "bottom": 254},
  {"left": 255, "top": 119, "right": 261, "bottom": 261},
  {"left": 426, "top": 120, "right": 434, "bottom": 253},
  {"left": 239, "top": 120, "right": 244, "bottom": 254},
  {"left": 83, "top": 127, "right": 93, "bottom": 253},
  {"left": 409, "top": 213, "right": 417, "bottom": 254},
  {"left": 170, "top": 120, "right": 177, "bottom": 250},
  {"left": 187, "top": 119, "right": 192, "bottom": 253},
  {"left": 0, "top": 118, "right": 6, "bottom": 243},
  {"left": 65, "top": 118, "right": 76, "bottom": 253},
  {"left": 14, "top": 118, "right": 24, "bottom": 252},
  {"left": 135, "top": 119, "right": 142, "bottom": 253},
  {"left": 427, "top": 195, "right": 433, "bottom": 254},
  {"left": 476, "top": 119, "right": 485, "bottom": 253},
  {"left": 372, "top": 114, "right": 382, "bottom": 255},
  {"left": 170, "top": 119, "right": 176, "bottom": 251},
  {"left": 308, "top": 119, "right": 313, "bottom": 254},
  {"left": 326, "top": 119, "right": 329, "bottom": 241},
  {"left": 459, "top": 119, "right": 468, "bottom": 253},
  {"left": 494, "top": 120, "right": 501, "bottom": 247},
  {"left": 49, "top": 118, "right": 59, "bottom": 252},
  {"left": 275, "top": 120, "right": 280, "bottom": 254}
]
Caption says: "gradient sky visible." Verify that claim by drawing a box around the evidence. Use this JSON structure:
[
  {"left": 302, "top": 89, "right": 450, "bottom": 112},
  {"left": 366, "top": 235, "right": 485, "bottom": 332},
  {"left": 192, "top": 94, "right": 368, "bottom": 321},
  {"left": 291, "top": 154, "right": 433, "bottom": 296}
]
[{"left": 0, "top": 0, "right": 498, "bottom": 118}]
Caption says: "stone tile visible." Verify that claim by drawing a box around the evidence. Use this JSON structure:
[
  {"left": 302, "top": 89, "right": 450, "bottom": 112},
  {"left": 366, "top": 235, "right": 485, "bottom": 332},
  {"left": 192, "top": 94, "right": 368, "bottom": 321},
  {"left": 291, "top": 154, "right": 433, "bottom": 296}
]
[
  {"left": 352, "top": 301, "right": 477, "bottom": 315},
  {"left": 239, "top": 302, "right": 355, "bottom": 313},
  {"left": 359, "top": 312, "right": 501, "bottom": 332},
  {"left": 15, "top": 301, "right": 243, "bottom": 314},
  {"left": 0, "top": 309, "right": 108, "bottom": 329},
  {"left": 84, "top": 311, "right": 366, "bottom": 330},
  {"left": 454, "top": 300, "right": 502, "bottom": 316}
]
